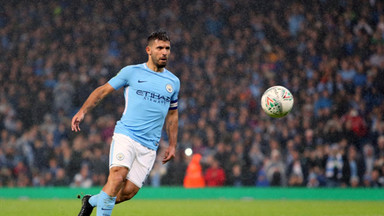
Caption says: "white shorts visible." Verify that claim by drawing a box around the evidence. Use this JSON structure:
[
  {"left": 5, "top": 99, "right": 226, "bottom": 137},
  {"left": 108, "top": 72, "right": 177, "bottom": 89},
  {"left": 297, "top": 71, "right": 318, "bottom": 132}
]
[{"left": 109, "top": 133, "right": 156, "bottom": 188}]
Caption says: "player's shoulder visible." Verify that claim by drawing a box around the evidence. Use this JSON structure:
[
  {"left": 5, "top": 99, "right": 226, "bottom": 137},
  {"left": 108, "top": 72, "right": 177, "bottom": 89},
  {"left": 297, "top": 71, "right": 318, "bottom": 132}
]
[
  {"left": 113, "top": 64, "right": 146, "bottom": 79},
  {"left": 164, "top": 68, "right": 180, "bottom": 84},
  {"left": 119, "top": 63, "right": 145, "bottom": 73}
]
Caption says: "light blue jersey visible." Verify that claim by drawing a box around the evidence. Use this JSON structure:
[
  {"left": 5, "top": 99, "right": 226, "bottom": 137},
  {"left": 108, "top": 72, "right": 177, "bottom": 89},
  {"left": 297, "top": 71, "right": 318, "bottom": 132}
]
[{"left": 108, "top": 63, "right": 180, "bottom": 150}]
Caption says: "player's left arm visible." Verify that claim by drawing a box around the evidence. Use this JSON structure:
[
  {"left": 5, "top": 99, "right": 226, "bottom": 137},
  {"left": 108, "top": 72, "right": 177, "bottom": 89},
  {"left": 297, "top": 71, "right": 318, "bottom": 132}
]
[{"left": 162, "top": 108, "right": 178, "bottom": 164}]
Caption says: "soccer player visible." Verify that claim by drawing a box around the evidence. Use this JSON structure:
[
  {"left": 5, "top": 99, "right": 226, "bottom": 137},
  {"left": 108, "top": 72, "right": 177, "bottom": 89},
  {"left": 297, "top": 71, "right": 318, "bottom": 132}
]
[{"left": 71, "top": 31, "right": 179, "bottom": 216}]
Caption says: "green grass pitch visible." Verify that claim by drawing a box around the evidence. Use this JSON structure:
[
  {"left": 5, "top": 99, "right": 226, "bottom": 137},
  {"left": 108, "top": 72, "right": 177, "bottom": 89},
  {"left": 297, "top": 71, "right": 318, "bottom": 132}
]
[{"left": 1, "top": 199, "right": 383, "bottom": 216}]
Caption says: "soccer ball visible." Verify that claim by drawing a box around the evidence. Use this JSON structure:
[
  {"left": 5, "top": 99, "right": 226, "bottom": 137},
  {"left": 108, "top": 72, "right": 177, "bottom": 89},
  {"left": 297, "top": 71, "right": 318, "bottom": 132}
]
[{"left": 260, "top": 86, "right": 294, "bottom": 118}]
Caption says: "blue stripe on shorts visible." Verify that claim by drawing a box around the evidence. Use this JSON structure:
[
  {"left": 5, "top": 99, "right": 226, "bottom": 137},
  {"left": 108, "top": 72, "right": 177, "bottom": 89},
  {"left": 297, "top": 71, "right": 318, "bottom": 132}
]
[{"left": 109, "top": 139, "right": 115, "bottom": 166}]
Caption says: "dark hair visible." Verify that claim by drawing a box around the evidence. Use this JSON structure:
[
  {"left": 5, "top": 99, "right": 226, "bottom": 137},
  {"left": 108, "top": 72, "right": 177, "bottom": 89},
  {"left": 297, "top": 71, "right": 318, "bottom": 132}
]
[{"left": 147, "top": 31, "right": 170, "bottom": 44}]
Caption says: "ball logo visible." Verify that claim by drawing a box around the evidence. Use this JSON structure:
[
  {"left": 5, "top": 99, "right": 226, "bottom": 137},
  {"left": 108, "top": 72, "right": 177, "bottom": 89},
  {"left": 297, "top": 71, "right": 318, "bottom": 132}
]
[
  {"left": 166, "top": 84, "right": 173, "bottom": 93},
  {"left": 282, "top": 90, "right": 293, "bottom": 100},
  {"left": 266, "top": 97, "right": 274, "bottom": 106},
  {"left": 116, "top": 153, "right": 125, "bottom": 161}
]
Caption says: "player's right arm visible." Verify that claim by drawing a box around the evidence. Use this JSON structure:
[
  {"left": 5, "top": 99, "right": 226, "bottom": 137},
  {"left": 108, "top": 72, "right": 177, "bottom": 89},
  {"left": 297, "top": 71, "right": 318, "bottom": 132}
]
[{"left": 71, "top": 83, "right": 115, "bottom": 132}]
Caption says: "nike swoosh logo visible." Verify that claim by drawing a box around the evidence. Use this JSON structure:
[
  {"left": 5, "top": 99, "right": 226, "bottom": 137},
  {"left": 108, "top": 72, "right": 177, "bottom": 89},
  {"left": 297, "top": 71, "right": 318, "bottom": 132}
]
[
  {"left": 138, "top": 80, "right": 147, "bottom": 83},
  {"left": 101, "top": 208, "right": 113, "bottom": 211}
]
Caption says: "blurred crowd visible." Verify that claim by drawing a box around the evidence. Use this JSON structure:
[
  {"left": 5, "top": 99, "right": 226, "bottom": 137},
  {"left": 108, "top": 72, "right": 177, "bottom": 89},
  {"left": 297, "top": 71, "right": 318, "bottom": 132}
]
[{"left": 1, "top": 0, "right": 384, "bottom": 188}]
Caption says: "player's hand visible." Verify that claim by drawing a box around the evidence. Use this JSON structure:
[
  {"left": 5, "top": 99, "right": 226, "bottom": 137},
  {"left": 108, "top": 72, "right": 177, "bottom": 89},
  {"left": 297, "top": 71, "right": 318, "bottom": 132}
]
[
  {"left": 162, "top": 146, "right": 176, "bottom": 164},
  {"left": 71, "top": 111, "right": 85, "bottom": 132}
]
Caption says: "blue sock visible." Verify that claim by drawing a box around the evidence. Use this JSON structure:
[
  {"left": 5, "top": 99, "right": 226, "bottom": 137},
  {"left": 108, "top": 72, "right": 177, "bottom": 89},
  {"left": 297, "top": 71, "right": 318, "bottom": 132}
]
[
  {"left": 96, "top": 191, "right": 116, "bottom": 216},
  {"left": 89, "top": 194, "right": 99, "bottom": 207}
]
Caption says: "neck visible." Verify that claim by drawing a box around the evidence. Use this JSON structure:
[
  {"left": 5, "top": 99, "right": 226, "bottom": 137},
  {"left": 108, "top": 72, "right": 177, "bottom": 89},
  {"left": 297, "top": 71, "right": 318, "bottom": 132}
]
[{"left": 146, "top": 61, "right": 164, "bottom": 72}]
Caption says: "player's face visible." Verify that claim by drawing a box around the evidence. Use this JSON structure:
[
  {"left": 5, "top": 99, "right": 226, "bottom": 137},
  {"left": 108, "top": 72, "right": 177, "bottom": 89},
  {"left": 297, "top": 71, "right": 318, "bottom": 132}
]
[{"left": 147, "top": 39, "right": 171, "bottom": 68}]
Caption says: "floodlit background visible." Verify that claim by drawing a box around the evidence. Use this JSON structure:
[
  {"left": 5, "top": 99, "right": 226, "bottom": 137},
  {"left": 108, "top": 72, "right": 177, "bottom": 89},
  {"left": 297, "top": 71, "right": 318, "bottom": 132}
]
[{"left": 0, "top": 0, "right": 384, "bottom": 191}]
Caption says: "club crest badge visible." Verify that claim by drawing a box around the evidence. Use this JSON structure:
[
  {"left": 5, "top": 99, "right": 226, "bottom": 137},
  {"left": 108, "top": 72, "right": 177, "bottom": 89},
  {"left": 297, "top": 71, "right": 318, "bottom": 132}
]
[
  {"left": 116, "top": 153, "right": 125, "bottom": 161},
  {"left": 166, "top": 84, "right": 173, "bottom": 93}
]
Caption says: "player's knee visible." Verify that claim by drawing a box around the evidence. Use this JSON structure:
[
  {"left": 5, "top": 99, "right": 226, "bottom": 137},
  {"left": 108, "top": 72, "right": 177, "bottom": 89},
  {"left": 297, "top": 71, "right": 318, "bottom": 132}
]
[
  {"left": 108, "top": 167, "right": 128, "bottom": 185},
  {"left": 108, "top": 174, "right": 126, "bottom": 185}
]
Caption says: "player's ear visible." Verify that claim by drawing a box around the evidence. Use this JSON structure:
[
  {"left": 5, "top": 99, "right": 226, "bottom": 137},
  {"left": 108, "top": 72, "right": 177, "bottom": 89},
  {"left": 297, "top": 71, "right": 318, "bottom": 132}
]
[{"left": 146, "top": 46, "right": 151, "bottom": 55}]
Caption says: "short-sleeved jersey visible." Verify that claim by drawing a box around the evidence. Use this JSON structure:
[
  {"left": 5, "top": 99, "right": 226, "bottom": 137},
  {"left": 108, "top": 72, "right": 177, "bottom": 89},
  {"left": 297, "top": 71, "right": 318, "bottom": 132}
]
[{"left": 108, "top": 63, "right": 180, "bottom": 150}]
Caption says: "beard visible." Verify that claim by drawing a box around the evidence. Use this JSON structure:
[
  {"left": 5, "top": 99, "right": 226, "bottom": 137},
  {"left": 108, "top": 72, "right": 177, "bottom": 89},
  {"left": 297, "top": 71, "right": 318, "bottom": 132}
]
[
  {"left": 156, "top": 61, "right": 166, "bottom": 68},
  {"left": 152, "top": 55, "right": 167, "bottom": 68}
]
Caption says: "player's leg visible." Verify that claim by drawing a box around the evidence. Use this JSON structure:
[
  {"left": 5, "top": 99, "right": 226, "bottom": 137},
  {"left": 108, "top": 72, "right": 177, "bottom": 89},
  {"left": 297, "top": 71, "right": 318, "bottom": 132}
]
[
  {"left": 89, "top": 176, "right": 139, "bottom": 206},
  {"left": 115, "top": 180, "right": 140, "bottom": 204},
  {"left": 79, "top": 168, "right": 128, "bottom": 216},
  {"left": 81, "top": 167, "right": 128, "bottom": 216},
  {"left": 115, "top": 139, "right": 157, "bottom": 204},
  {"left": 78, "top": 133, "right": 135, "bottom": 216},
  {"left": 92, "top": 166, "right": 128, "bottom": 216},
  {"left": 84, "top": 167, "right": 128, "bottom": 213},
  {"left": 102, "top": 166, "right": 129, "bottom": 196}
]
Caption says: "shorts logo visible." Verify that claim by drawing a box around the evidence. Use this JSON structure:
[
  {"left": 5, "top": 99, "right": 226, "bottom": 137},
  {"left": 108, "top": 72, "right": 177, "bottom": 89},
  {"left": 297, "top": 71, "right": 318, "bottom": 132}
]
[
  {"left": 116, "top": 153, "right": 125, "bottom": 161},
  {"left": 166, "top": 84, "right": 173, "bottom": 93}
]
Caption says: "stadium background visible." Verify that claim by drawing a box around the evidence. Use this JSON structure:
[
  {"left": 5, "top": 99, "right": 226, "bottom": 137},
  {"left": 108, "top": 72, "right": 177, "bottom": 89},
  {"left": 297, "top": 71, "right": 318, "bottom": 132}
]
[{"left": 1, "top": 0, "right": 384, "bottom": 194}]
